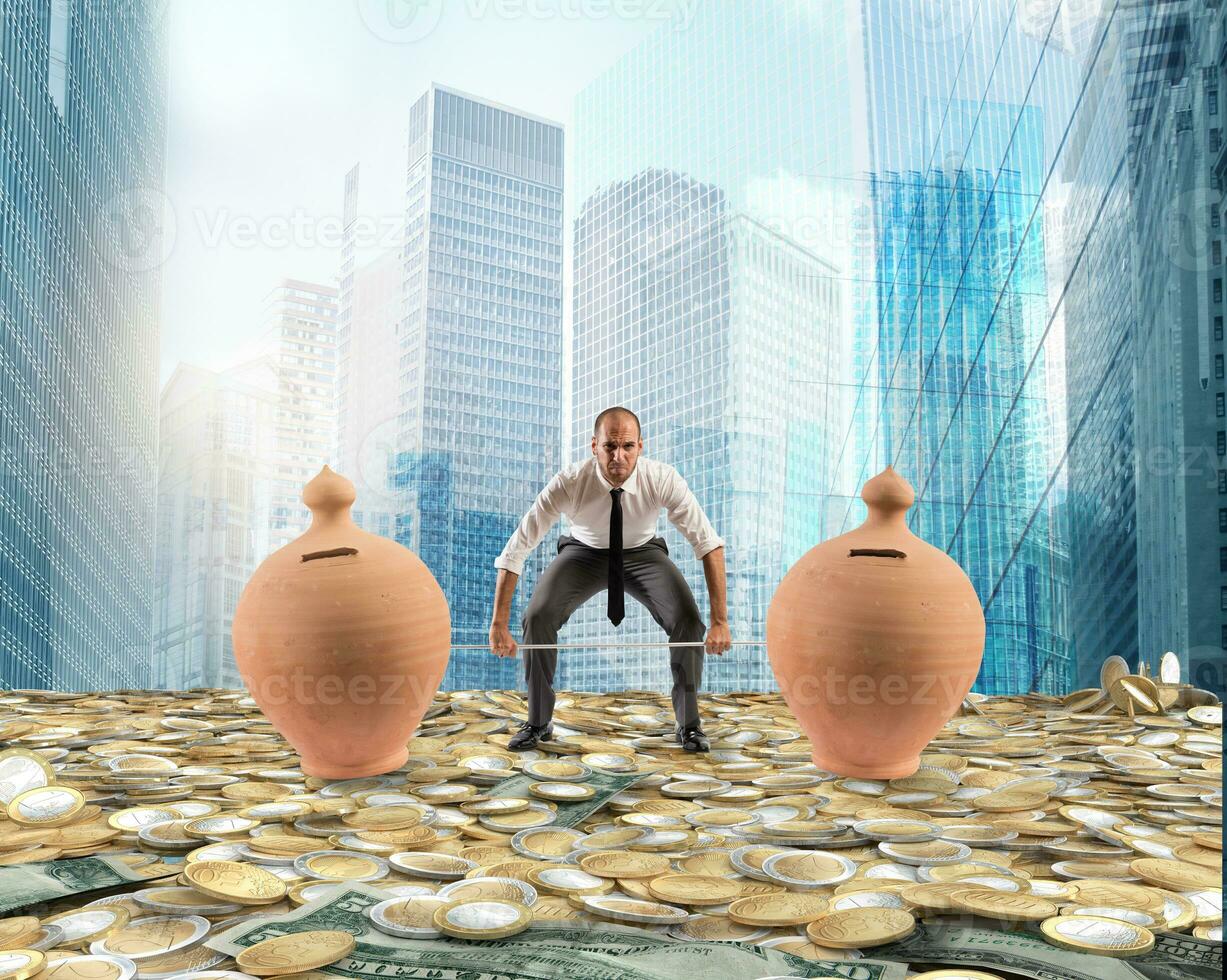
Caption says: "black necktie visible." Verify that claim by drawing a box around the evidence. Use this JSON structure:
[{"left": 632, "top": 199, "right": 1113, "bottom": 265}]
[{"left": 608, "top": 487, "right": 624, "bottom": 626}]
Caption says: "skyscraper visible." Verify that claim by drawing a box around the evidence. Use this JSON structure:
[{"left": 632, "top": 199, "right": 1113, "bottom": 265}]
[
  {"left": 566, "top": 170, "right": 842, "bottom": 693},
  {"left": 1129, "top": 0, "right": 1226, "bottom": 696},
  {"left": 395, "top": 86, "right": 564, "bottom": 691},
  {"left": 231, "top": 280, "right": 340, "bottom": 555},
  {"left": 153, "top": 362, "right": 279, "bottom": 689},
  {"left": 0, "top": 1, "right": 167, "bottom": 688},
  {"left": 568, "top": 0, "right": 1131, "bottom": 694},
  {"left": 336, "top": 166, "right": 402, "bottom": 541}
]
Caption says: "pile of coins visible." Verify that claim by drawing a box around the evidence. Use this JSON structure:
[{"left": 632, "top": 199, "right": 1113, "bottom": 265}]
[{"left": 0, "top": 673, "right": 1219, "bottom": 977}]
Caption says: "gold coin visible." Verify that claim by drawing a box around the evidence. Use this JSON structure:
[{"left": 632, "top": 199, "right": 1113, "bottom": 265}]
[
  {"left": 1039, "top": 915, "right": 1155, "bottom": 957},
  {"left": 911, "top": 972, "right": 1006, "bottom": 980},
  {"left": 247, "top": 835, "right": 326, "bottom": 855},
  {"left": 6, "top": 787, "right": 85, "bottom": 827},
  {"left": 0, "top": 919, "right": 41, "bottom": 952},
  {"left": 358, "top": 826, "right": 438, "bottom": 847},
  {"left": 1129, "top": 858, "right": 1221, "bottom": 891},
  {"left": 727, "top": 893, "right": 830, "bottom": 927},
  {"left": 236, "top": 930, "right": 356, "bottom": 976},
  {"left": 973, "top": 790, "right": 1050, "bottom": 812},
  {"left": 578, "top": 851, "right": 671, "bottom": 879},
  {"left": 806, "top": 908, "right": 916, "bottom": 948},
  {"left": 340, "top": 806, "right": 424, "bottom": 830},
  {"left": 38, "top": 955, "right": 133, "bottom": 980},
  {"left": 183, "top": 860, "right": 288, "bottom": 905},
  {"left": 948, "top": 888, "right": 1058, "bottom": 922},
  {"left": 1067, "top": 881, "right": 1165, "bottom": 915},
  {"left": 1109, "top": 676, "right": 1160, "bottom": 713},
  {"left": 41, "top": 907, "right": 130, "bottom": 945},
  {"left": 0, "top": 949, "right": 45, "bottom": 980},
  {"left": 432, "top": 899, "right": 532, "bottom": 939},
  {"left": 646, "top": 874, "right": 742, "bottom": 905}
]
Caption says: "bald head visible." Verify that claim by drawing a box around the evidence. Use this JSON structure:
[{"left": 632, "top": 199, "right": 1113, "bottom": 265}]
[{"left": 591, "top": 407, "right": 643, "bottom": 488}]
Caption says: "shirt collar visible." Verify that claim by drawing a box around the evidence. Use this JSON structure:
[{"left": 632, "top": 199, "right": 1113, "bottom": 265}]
[{"left": 593, "top": 456, "right": 640, "bottom": 495}]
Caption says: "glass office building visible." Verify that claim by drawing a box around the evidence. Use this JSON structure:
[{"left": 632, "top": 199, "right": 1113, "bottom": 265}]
[
  {"left": 564, "top": 0, "right": 1157, "bottom": 695},
  {"left": 1129, "top": 0, "right": 1226, "bottom": 697},
  {"left": 0, "top": 1, "right": 166, "bottom": 688},
  {"left": 394, "top": 86, "right": 564, "bottom": 691}
]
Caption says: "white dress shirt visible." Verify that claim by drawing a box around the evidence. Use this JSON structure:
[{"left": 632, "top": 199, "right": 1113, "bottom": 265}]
[{"left": 494, "top": 456, "right": 725, "bottom": 576}]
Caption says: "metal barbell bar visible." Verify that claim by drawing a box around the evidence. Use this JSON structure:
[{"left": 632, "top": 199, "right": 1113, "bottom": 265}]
[{"left": 451, "top": 640, "right": 765, "bottom": 650}]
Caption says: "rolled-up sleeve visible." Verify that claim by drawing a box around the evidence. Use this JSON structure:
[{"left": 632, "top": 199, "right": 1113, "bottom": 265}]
[
  {"left": 494, "top": 471, "right": 571, "bottom": 575},
  {"left": 663, "top": 468, "right": 724, "bottom": 561}
]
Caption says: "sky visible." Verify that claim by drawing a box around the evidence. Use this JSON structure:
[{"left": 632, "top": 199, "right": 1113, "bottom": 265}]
[{"left": 158, "top": 0, "right": 691, "bottom": 386}]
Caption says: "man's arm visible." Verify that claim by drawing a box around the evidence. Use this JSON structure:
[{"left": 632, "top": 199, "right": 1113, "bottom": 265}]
[
  {"left": 701, "top": 547, "right": 731, "bottom": 654},
  {"left": 662, "top": 468, "right": 730, "bottom": 654},
  {"left": 490, "top": 471, "right": 570, "bottom": 658},
  {"left": 489, "top": 568, "right": 519, "bottom": 657}
]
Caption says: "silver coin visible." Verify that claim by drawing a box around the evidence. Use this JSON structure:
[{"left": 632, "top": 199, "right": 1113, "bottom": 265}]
[
  {"left": 367, "top": 896, "right": 449, "bottom": 939},
  {"left": 1067, "top": 906, "right": 1157, "bottom": 927},
  {"left": 27, "top": 923, "right": 65, "bottom": 950},
  {"left": 46, "top": 909, "right": 121, "bottom": 945},
  {"left": 0, "top": 749, "right": 51, "bottom": 804}
]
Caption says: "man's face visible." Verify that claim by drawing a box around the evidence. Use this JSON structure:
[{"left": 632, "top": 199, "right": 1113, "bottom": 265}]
[{"left": 591, "top": 416, "right": 642, "bottom": 486}]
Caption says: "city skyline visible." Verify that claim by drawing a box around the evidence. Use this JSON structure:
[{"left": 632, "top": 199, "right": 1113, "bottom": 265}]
[{"left": 4, "top": 0, "right": 1221, "bottom": 700}]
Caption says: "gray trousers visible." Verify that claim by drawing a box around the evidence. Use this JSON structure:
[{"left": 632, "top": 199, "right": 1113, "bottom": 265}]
[{"left": 522, "top": 534, "right": 706, "bottom": 728}]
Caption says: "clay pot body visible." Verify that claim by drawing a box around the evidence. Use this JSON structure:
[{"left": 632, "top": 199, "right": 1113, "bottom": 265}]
[
  {"left": 232, "top": 465, "right": 450, "bottom": 778},
  {"left": 766, "top": 467, "right": 985, "bottom": 778}
]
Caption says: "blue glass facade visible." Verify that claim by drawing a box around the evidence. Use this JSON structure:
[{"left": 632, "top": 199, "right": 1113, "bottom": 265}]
[
  {"left": 563, "top": 0, "right": 1154, "bottom": 695},
  {"left": 0, "top": 1, "right": 166, "bottom": 688},
  {"left": 393, "top": 87, "right": 564, "bottom": 691}
]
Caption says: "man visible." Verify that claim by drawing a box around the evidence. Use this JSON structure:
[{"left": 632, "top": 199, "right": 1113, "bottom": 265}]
[{"left": 489, "top": 407, "right": 731, "bottom": 752}]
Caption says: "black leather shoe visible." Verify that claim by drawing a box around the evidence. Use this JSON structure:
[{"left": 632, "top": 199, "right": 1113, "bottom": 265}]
[
  {"left": 675, "top": 724, "right": 709, "bottom": 752},
  {"left": 509, "top": 720, "right": 553, "bottom": 750}
]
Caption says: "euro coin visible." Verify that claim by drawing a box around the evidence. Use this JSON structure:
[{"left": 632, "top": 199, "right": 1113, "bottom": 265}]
[
  {"left": 1039, "top": 915, "right": 1155, "bottom": 957},
  {"left": 432, "top": 899, "right": 531, "bottom": 940},
  {"left": 183, "top": 861, "right": 287, "bottom": 905},
  {"left": 235, "top": 931, "right": 355, "bottom": 976},
  {"left": 726, "top": 893, "right": 829, "bottom": 927},
  {"left": 806, "top": 908, "right": 916, "bottom": 948},
  {"left": 89, "top": 916, "right": 210, "bottom": 961},
  {"left": 0, "top": 950, "right": 46, "bottom": 980}
]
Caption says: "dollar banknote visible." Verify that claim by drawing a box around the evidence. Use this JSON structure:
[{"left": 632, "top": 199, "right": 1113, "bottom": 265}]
[
  {"left": 1127, "top": 932, "right": 1223, "bottom": 980},
  {"left": 874, "top": 923, "right": 1150, "bottom": 980},
  {"left": 484, "top": 768, "right": 653, "bottom": 828},
  {"left": 0, "top": 856, "right": 172, "bottom": 915},
  {"left": 208, "top": 881, "right": 909, "bottom": 980}
]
